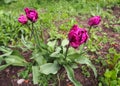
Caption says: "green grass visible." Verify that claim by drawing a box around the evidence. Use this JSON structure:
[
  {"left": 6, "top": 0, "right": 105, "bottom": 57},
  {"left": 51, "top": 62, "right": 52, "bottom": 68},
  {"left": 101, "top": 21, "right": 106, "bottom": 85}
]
[
  {"left": 0, "top": 0, "right": 119, "bottom": 45},
  {"left": 0, "top": 0, "right": 120, "bottom": 86}
]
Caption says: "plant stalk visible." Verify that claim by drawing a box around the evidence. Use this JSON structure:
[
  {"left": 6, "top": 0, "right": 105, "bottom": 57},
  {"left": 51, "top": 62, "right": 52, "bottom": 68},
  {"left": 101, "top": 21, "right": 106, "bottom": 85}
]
[
  {"left": 31, "top": 23, "right": 40, "bottom": 49},
  {"left": 65, "top": 43, "right": 70, "bottom": 60},
  {"left": 26, "top": 23, "right": 32, "bottom": 38},
  {"left": 88, "top": 26, "right": 92, "bottom": 38}
]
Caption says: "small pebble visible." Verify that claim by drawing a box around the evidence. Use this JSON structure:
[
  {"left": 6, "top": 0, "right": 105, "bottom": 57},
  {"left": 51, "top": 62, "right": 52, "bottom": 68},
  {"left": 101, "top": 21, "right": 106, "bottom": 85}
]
[
  {"left": 66, "top": 79, "right": 69, "bottom": 82},
  {"left": 17, "top": 79, "right": 25, "bottom": 85},
  {"left": 84, "top": 46, "right": 87, "bottom": 49}
]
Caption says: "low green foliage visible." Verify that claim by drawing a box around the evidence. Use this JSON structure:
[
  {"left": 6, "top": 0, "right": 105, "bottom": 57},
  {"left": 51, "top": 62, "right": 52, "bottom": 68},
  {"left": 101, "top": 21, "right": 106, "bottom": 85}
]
[
  {"left": 87, "top": 27, "right": 108, "bottom": 52},
  {"left": 81, "top": 65, "right": 90, "bottom": 78},
  {"left": 0, "top": 46, "right": 28, "bottom": 71},
  {"left": 99, "top": 48, "right": 120, "bottom": 86}
]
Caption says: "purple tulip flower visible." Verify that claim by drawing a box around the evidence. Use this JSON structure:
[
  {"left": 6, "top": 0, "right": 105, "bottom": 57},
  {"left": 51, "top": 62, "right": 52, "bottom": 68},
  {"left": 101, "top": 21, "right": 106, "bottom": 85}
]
[
  {"left": 68, "top": 25, "right": 88, "bottom": 49},
  {"left": 18, "top": 15, "right": 28, "bottom": 24},
  {"left": 88, "top": 16, "right": 101, "bottom": 26},
  {"left": 24, "top": 8, "right": 38, "bottom": 23}
]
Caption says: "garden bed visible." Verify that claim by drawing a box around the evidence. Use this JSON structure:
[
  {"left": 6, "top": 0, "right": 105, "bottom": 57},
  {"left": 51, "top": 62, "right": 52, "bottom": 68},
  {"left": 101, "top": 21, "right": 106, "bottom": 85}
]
[{"left": 0, "top": 1, "right": 120, "bottom": 86}]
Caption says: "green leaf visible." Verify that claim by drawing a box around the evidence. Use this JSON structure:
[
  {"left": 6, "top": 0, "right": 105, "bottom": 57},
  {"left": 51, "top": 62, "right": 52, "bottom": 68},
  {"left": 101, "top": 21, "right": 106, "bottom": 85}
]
[
  {"left": 115, "top": 61, "right": 120, "bottom": 73},
  {"left": 0, "top": 64, "right": 10, "bottom": 71},
  {"left": 0, "top": 51, "right": 12, "bottom": 57},
  {"left": 32, "top": 66, "right": 39, "bottom": 84},
  {"left": 75, "top": 56, "right": 97, "bottom": 78},
  {"left": 11, "top": 50, "right": 23, "bottom": 58},
  {"left": 64, "top": 65, "right": 82, "bottom": 86},
  {"left": 0, "top": 46, "right": 11, "bottom": 53},
  {"left": 79, "top": 44, "right": 84, "bottom": 53},
  {"left": 31, "top": 52, "right": 46, "bottom": 66},
  {"left": 18, "top": 69, "right": 29, "bottom": 79},
  {"left": 67, "top": 47, "right": 77, "bottom": 56},
  {"left": 61, "top": 39, "right": 69, "bottom": 47},
  {"left": 50, "top": 47, "right": 61, "bottom": 57},
  {"left": 104, "top": 69, "right": 117, "bottom": 79},
  {"left": 0, "top": 57, "right": 3, "bottom": 65},
  {"left": 109, "top": 48, "right": 116, "bottom": 54},
  {"left": 0, "top": 46, "right": 12, "bottom": 57},
  {"left": 40, "top": 62, "right": 60, "bottom": 75},
  {"left": 4, "top": 0, "right": 17, "bottom": 4},
  {"left": 21, "top": 35, "right": 34, "bottom": 49},
  {"left": 67, "top": 53, "right": 82, "bottom": 61},
  {"left": 47, "top": 40, "right": 56, "bottom": 50},
  {"left": 5, "top": 55, "right": 27, "bottom": 66},
  {"left": 61, "top": 39, "right": 69, "bottom": 53}
]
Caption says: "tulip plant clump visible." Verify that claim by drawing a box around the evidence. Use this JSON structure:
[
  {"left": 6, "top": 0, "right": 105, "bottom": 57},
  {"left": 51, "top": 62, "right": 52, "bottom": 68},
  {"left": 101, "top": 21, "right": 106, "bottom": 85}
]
[{"left": 18, "top": 7, "right": 102, "bottom": 86}]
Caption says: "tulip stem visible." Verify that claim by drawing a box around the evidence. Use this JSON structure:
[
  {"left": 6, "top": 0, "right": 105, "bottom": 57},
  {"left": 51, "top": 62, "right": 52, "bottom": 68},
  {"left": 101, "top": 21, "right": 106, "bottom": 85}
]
[
  {"left": 26, "top": 24, "right": 33, "bottom": 38},
  {"left": 31, "top": 23, "right": 36, "bottom": 46},
  {"left": 88, "top": 26, "right": 92, "bottom": 38},
  {"left": 31, "top": 23, "right": 40, "bottom": 49},
  {"left": 65, "top": 43, "right": 70, "bottom": 60}
]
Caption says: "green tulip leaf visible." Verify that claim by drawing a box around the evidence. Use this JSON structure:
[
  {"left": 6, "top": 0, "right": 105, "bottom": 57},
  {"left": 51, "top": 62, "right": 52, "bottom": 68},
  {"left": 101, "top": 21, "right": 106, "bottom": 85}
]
[
  {"left": 0, "top": 64, "right": 10, "bottom": 71},
  {"left": 40, "top": 62, "right": 60, "bottom": 75},
  {"left": 75, "top": 56, "right": 97, "bottom": 78},
  {"left": 31, "top": 52, "right": 46, "bottom": 66},
  {"left": 61, "top": 39, "right": 69, "bottom": 47},
  {"left": 5, "top": 55, "right": 27, "bottom": 66},
  {"left": 32, "top": 66, "right": 39, "bottom": 84},
  {"left": 64, "top": 65, "right": 82, "bottom": 86}
]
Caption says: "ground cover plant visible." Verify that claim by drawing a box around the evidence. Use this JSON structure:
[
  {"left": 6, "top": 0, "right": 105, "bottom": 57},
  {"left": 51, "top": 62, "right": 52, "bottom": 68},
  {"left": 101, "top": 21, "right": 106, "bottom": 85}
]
[{"left": 0, "top": 0, "right": 120, "bottom": 86}]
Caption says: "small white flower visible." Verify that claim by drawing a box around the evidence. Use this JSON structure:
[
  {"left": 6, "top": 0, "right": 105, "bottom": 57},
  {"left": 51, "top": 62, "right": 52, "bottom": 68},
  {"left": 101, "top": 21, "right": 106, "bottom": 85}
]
[{"left": 17, "top": 79, "right": 25, "bottom": 85}]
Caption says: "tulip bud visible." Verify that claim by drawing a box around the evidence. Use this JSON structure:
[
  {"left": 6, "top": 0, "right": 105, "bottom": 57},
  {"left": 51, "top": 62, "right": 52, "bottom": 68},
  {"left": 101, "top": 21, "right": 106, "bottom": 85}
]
[
  {"left": 18, "top": 15, "right": 28, "bottom": 24},
  {"left": 88, "top": 16, "right": 101, "bottom": 26}
]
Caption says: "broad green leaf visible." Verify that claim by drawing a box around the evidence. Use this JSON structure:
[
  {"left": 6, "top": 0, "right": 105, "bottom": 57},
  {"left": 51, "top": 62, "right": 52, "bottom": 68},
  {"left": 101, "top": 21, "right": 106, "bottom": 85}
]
[
  {"left": 40, "top": 62, "right": 60, "bottom": 75},
  {"left": 47, "top": 40, "right": 56, "bottom": 50},
  {"left": 75, "top": 56, "right": 97, "bottom": 78},
  {"left": 32, "top": 66, "right": 39, "bottom": 84},
  {"left": 64, "top": 65, "right": 82, "bottom": 86},
  {"left": 67, "top": 53, "right": 82, "bottom": 61},
  {"left": 5, "top": 55, "right": 27, "bottom": 66},
  {"left": 0, "top": 64, "right": 10, "bottom": 71},
  {"left": 21, "top": 35, "right": 34, "bottom": 49},
  {"left": 0, "top": 46, "right": 12, "bottom": 57},
  {"left": 67, "top": 47, "right": 77, "bottom": 56},
  {"left": 67, "top": 46, "right": 84, "bottom": 57},
  {"left": 31, "top": 52, "right": 46, "bottom": 66},
  {"left": 61, "top": 39, "right": 69, "bottom": 47},
  {"left": 61, "top": 39, "right": 69, "bottom": 53},
  {"left": 50, "top": 47, "right": 61, "bottom": 57},
  {"left": 71, "top": 63, "right": 78, "bottom": 69}
]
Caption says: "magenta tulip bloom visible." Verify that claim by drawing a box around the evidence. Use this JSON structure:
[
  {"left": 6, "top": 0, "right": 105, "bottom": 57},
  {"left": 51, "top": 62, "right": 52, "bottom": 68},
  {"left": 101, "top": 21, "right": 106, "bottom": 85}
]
[
  {"left": 68, "top": 25, "right": 88, "bottom": 49},
  {"left": 88, "top": 16, "right": 101, "bottom": 26},
  {"left": 24, "top": 8, "right": 38, "bottom": 23},
  {"left": 18, "top": 15, "right": 28, "bottom": 24}
]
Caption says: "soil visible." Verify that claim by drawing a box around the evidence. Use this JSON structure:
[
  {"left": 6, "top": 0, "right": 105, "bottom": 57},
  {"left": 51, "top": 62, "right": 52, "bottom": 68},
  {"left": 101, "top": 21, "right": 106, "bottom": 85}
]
[{"left": 0, "top": 6, "right": 120, "bottom": 86}]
